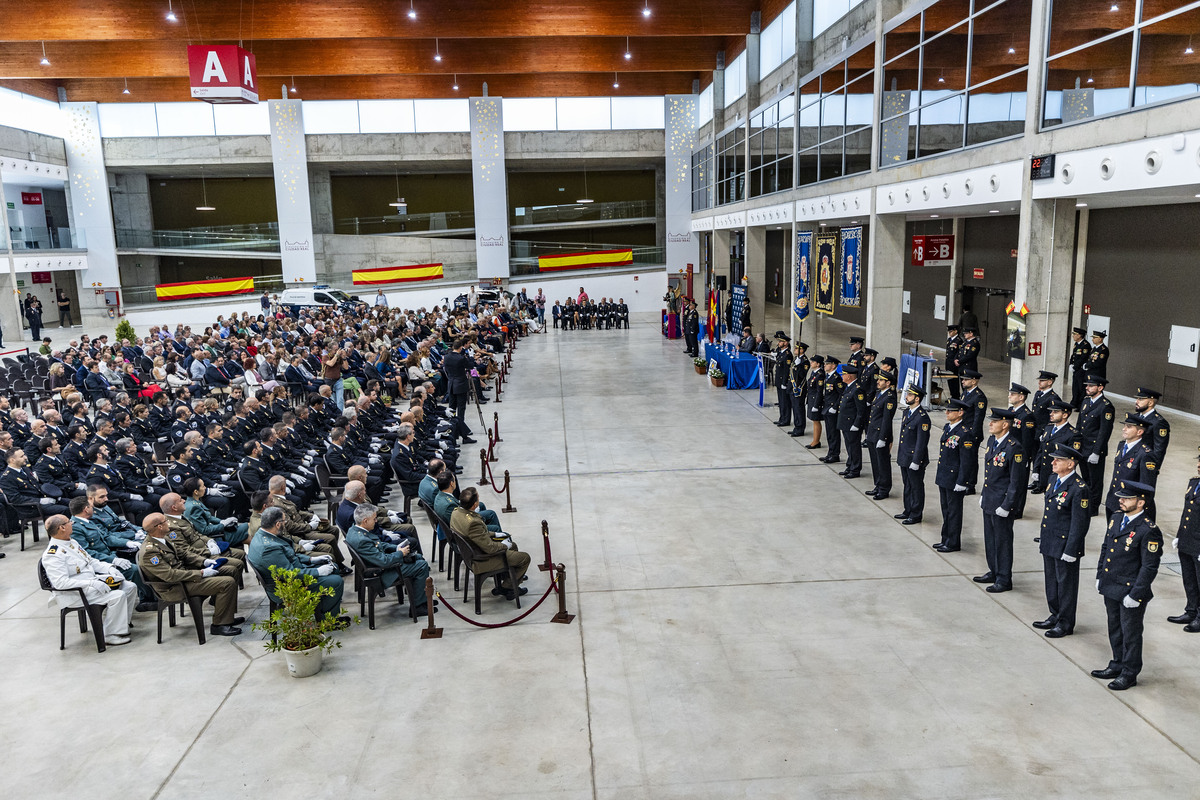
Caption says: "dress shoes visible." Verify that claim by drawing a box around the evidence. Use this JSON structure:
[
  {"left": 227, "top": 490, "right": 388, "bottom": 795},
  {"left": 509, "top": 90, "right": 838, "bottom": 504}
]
[
  {"left": 789, "top": 430, "right": 803, "bottom": 437},
  {"left": 1032, "top": 617, "right": 1056, "bottom": 629},
  {"left": 231, "top": 616, "right": 246, "bottom": 626},
  {"left": 209, "top": 624, "right": 243, "bottom": 636},
  {"left": 413, "top": 603, "right": 438, "bottom": 617},
  {"left": 461, "top": 436, "right": 478, "bottom": 444},
  {"left": 774, "top": 421, "right": 788, "bottom": 426},
  {"left": 135, "top": 601, "right": 157, "bottom": 613},
  {"left": 1167, "top": 613, "right": 1195, "bottom": 624},
  {"left": 893, "top": 512, "right": 909, "bottom": 519},
  {"left": 872, "top": 493, "right": 889, "bottom": 500},
  {"left": 1108, "top": 676, "right": 1137, "bottom": 691},
  {"left": 901, "top": 518, "right": 922, "bottom": 525},
  {"left": 842, "top": 472, "right": 861, "bottom": 479},
  {"left": 933, "top": 544, "right": 959, "bottom": 552},
  {"left": 864, "top": 490, "right": 878, "bottom": 497},
  {"left": 105, "top": 635, "right": 131, "bottom": 646},
  {"left": 972, "top": 573, "right": 996, "bottom": 583},
  {"left": 1044, "top": 627, "right": 1071, "bottom": 638},
  {"left": 1091, "top": 667, "right": 1121, "bottom": 679},
  {"left": 501, "top": 586, "right": 530, "bottom": 601},
  {"left": 1185, "top": 620, "right": 1200, "bottom": 633},
  {"left": 985, "top": 583, "right": 1011, "bottom": 593},
  {"left": 804, "top": 443, "right": 822, "bottom": 449}
]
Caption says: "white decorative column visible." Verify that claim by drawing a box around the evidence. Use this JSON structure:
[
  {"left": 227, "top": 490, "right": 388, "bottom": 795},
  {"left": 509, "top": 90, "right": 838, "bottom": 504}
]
[
  {"left": 665, "top": 95, "right": 699, "bottom": 274},
  {"left": 62, "top": 102, "right": 121, "bottom": 330},
  {"left": 269, "top": 100, "right": 317, "bottom": 284},
  {"left": 470, "top": 97, "right": 509, "bottom": 281}
]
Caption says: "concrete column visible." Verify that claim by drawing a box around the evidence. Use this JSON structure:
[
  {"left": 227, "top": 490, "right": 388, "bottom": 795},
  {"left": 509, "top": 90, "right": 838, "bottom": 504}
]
[
  {"left": 469, "top": 96, "right": 509, "bottom": 281},
  {"left": 713, "top": 228, "right": 731, "bottom": 320},
  {"left": 866, "top": 198, "right": 905, "bottom": 358},
  {"left": 110, "top": 173, "right": 152, "bottom": 232},
  {"left": 711, "top": 54, "right": 726, "bottom": 142},
  {"left": 1023, "top": 0, "right": 1051, "bottom": 138},
  {"left": 268, "top": 100, "right": 318, "bottom": 284},
  {"left": 1069, "top": 208, "right": 1089, "bottom": 333},
  {"left": 788, "top": 220, "right": 799, "bottom": 342},
  {"left": 1012, "top": 197, "right": 1075, "bottom": 385},
  {"left": 795, "top": 1, "right": 814, "bottom": 76},
  {"left": 310, "top": 168, "right": 334, "bottom": 235},
  {"left": 746, "top": 12, "right": 762, "bottom": 114},
  {"left": 948, "top": 216, "right": 964, "bottom": 325},
  {"left": 745, "top": 225, "right": 766, "bottom": 334},
  {"left": 0, "top": 179, "right": 23, "bottom": 342}
]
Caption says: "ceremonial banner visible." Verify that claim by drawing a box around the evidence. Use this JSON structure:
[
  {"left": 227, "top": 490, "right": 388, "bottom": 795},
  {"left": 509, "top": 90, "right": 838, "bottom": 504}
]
[
  {"left": 730, "top": 285, "right": 747, "bottom": 332},
  {"left": 538, "top": 249, "right": 633, "bottom": 272},
  {"left": 839, "top": 226, "right": 862, "bottom": 308},
  {"left": 814, "top": 232, "right": 837, "bottom": 315},
  {"left": 155, "top": 276, "right": 254, "bottom": 301},
  {"left": 352, "top": 263, "right": 444, "bottom": 285},
  {"left": 707, "top": 287, "right": 719, "bottom": 342},
  {"left": 794, "top": 231, "right": 812, "bottom": 322}
]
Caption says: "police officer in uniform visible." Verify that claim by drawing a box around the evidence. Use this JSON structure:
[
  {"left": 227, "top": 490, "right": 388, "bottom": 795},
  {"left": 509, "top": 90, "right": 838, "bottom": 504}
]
[
  {"left": 847, "top": 337, "right": 865, "bottom": 369},
  {"left": 859, "top": 348, "right": 880, "bottom": 404},
  {"left": 1028, "top": 370, "right": 1060, "bottom": 479},
  {"left": 787, "top": 342, "right": 810, "bottom": 438},
  {"left": 1033, "top": 444, "right": 1091, "bottom": 638},
  {"left": 1088, "top": 330, "right": 1109, "bottom": 380},
  {"left": 895, "top": 385, "right": 930, "bottom": 525},
  {"left": 945, "top": 324, "right": 963, "bottom": 399},
  {"left": 138, "top": 512, "right": 244, "bottom": 637},
  {"left": 865, "top": 369, "right": 897, "bottom": 500},
  {"left": 835, "top": 364, "right": 868, "bottom": 479},
  {"left": 1105, "top": 413, "right": 1158, "bottom": 523},
  {"left": 682, "top": 300, "right": 700, "bottom": 357},
  {"left": 801, "top": 355, "right": 824, "bottom": 446},
  {"left": 1007, "top": 383, "right": 1037, "bottom": 519},
  {"left": 1077, "top": 375, "right": 1116, "bottom": 516},
  {"left": 972, "top": 408, "right": 1026, "bottom": 593},
  {"left": 1030, "top": 400, "right": 1080, "bottom": 494},
  {"left": 1068, "top": 327, "right": 1092, "bottom": 409},
  {"left": 819, "top": 358, "right": 843, "bottom": 462},
  {"left": 772, "top": 332, "right": 793, "bottom": 428},
  {"left": 933, "top": 399, "right": 971, "bottom": 552},
  {"left": 958, "top": 328, "right": 981, "bottom": 374},
  {"left": 1167, "top": 453, "right": 1200, "bottom": 632},
  {"left": 1133, "top": 387, "right": 1171, "bottom": 467},
  {"left": 959, "top": 369, "right": 987, "bottom": 493},
  {"left": 1091, "top": 481, "right": 1162, "bottom": 691}
]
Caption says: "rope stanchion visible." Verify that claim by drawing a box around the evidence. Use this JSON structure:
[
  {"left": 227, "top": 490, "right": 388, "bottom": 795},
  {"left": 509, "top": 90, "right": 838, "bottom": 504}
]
[
  {"left": 538, "top": 519, "right": 553, "bottom": 571},
  {"left": 419, "top": 576, "right": 443, "bottom": 639},
  {"left": 478, "top": 448, "right": 489, "bottom": 486},
  {"left": 492, "top": 412, "right": 502, "bottom": 443},
  {"left": 434, "top": 581, "right": 556, "bottom": 629},
  {"left": 502, "top": 470, "right": 516, "bottom": 513},
  {"left": 551, "top": 564, "right": 575, "bottom": 624},
  {"left": 487, "top": 430, "right": 499, "bottom": 462},
  {"left": 494, "top": 370, "right": 503, "bottom": 403}
]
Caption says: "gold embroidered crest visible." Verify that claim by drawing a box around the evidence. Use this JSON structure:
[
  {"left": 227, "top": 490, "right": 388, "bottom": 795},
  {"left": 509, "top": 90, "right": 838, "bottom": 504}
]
[{"left": 1148, "top": 541, "right": 1159, "bottom": 553}]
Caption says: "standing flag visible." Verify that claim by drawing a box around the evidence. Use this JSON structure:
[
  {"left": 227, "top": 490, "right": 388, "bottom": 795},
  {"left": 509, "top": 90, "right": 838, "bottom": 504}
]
[
  {"left": 707, "top": 288, "right": 718, "bottom": 342},
  {"left": 1005, "top": 300, "right": 1016, "bottom": 315},
  {"left": 839, "top": 226, "right": 862, "bottom": 308},
  {"left": 794, "top": 231, "right": 812, "bottom": 322},
  {"left": 814, "top": 231, "right": 838, "bottom": 315}
]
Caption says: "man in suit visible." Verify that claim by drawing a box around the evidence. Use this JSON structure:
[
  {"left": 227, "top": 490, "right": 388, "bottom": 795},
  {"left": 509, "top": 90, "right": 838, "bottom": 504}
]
[
  {"left": 1034, "top": 445, "right": 1091, "bottom": 638},
  {"left": 450, "top": 487, "right": 530, "bottom": 600},
  {"left": 82, "top": 362, "right": 111, "bottom": 402},
  {"left": 1167, "top": 454, "right": 1200, "bottom": 632},
  {"left": 1068, "top": 327, "right": 1092, "bottom": 409},
  {"left": 895, "top": 385, "right": 931, "bottom": 525},
  {"left": 1133, "top": 387, "right": 1171, "bottom": 467},
  {"left": 1104, "top": 414, "right": 1159, "bottom": 523},
  {"left": 1091, "top": 481, "right": 1162, "bottom": 691},
  {"left": 835, "top": 365, "right": 869, "bottom": 479},
  {"left": 973, "top": 408, "right": 1026, "bottom": 593},
  {"left": 933, "top": 399, "right": 972, "bottom": 552},
  {"left": 441, "top": 338, "right": 475, "bottom": 444},
  {"left": 959, "top": 369, "right": 987, "bottom": 493},
  {"left": 864, "top": 369, "right": 898, "bottom": 501}
]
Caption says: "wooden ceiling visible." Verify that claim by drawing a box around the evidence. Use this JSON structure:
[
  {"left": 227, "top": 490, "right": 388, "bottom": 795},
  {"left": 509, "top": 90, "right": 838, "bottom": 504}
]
[{"left": 0, "top": 0, "right": 771, "bottom": 102}]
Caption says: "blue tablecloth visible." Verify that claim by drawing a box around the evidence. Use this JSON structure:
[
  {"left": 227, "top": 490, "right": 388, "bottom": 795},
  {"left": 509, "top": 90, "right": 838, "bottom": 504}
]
[
  {"left": 704, "top": 342, "right": 762, "bottom": 390},
  {"left": 899, "top": 354, "right": 938, "bottom": 408}
]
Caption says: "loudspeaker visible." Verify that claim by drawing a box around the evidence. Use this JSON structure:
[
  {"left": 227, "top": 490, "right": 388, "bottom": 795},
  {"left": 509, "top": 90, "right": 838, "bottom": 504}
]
[{"left": 714, "top": 275, "right": 727, "bottom": 290}]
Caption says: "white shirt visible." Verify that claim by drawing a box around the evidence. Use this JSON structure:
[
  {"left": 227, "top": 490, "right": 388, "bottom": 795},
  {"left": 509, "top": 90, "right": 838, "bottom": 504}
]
[{"left": 42, "top": 537, "right": 120, "bottom": 608}]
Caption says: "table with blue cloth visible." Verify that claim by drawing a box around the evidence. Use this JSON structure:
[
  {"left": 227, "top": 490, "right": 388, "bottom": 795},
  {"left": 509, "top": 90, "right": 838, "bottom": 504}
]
[
  {"left": 898, "top": 354, "right": 937, "bottom": 409},
  {"left": 703, "top": 341, "right": 762, "bottom": 390}
]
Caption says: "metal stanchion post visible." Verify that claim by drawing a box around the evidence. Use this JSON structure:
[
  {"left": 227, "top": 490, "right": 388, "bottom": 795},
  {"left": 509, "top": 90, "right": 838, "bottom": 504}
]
[
  {"left": 538, "top": 519, "right": 552, "bottom": 572},
  {"left": 502, "top": 470, "right": 516, "bottom": 513},
  {"left": 478, "top": 448, "right": 488, "bottom": 486},
  {"left": 493, "top": 411, "right": 502, "bottom": 443},
  {"left": 488, "top": 430, "right": 499, "bottom": 462},
  {"left": 420, "top": 577, "right": 443, "bottom": 639},
  {"left": 551, "top": 564, "right": 575, "bottom": 624}
]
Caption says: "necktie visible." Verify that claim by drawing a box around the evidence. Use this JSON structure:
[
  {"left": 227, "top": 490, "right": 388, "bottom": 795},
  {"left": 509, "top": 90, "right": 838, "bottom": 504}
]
[{"left": 1120, "top": 515, "right": 1130, "bottom": 532}]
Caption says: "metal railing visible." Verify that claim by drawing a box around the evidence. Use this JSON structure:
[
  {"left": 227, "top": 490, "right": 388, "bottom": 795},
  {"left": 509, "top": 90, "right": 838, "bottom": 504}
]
[
  {"left": 332, "top": 210, "right": 475, "bottom": 236},
  {"left": 115, "top": 226, "right": 280, "bottom": 252},
  {"left": 6, "top": 226, "right": 85, "bottom": 250},
  {"left": 511, "top": 199, "right": 655, "bottom": 226}
]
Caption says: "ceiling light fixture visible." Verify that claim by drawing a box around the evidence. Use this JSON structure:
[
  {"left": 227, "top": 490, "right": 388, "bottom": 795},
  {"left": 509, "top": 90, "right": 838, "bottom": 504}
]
[
  {"left": 1076, "top": 202, "right": 1087, "bottom": 207},
  {"left": 1086, "top": 74, "right": 1094, "bottom": 84},
  {"left": 197, "top": 170, "right": 216, "bottom": 212},
  {"left": 577, "top": 168, "right": 593, "bottom": 204},
  {"left": 166, "top": 0, "right": 177, "bottom": 22},
  {"left": 625, "top": 37, "right": 632, "bottom": 60},
  {"left": 1110, "top": 3, "right": 1118, "bottom": 10},
  {"left": 1187, "top": 36, "right": 1195, "bottom": 55},
  {"left": 613, "top": 72, "right": 620, "bottom": 89},
  {"left": 39, "top": 41, "right": 50, "bottom": 66},
  {"left": 642, "top": 1, "right": 652, "bottom": 18},
  {"left": 988, "top": 209, "right": 999, "bottom": 214},
  {"left": 1008, "top": 36, "right": 1016, "bottom": 55},
  {"left": 452, "top": 74, "right": 459, "bottom": 91},
  {"left": 289, "top": 76, "right": 298, "bottom": 93},
  {"left": 122, "top": 78, "right": 131, "bottom": 95},
  {"left": 434, "top": 38, "right": 442, "bottom": 62},
  {"left": 407, "top": 0, "right": 417, "bottom": 20}
]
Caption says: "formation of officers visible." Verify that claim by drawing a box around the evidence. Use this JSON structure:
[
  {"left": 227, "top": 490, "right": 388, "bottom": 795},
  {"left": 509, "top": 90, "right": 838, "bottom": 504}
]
[{"left": 763, "top": 328, "right": 1187, "bottom": 692}]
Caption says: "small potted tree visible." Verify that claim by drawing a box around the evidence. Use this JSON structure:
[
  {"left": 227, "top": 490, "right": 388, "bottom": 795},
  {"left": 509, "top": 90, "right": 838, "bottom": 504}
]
[
  {"left": 253, "top": 565, "right": 354, "bottom": 678},
  {"left": 693, "top": 357, "right": 707, "bottom": 375},
  {"left": 709, "top": 366, "right": 726, "bottom": 388}
]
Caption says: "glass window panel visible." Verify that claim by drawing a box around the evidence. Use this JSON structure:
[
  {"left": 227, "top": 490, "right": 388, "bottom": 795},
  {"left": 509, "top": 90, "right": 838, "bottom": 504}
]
[
  {"left": 1135, "top": 7, "right": 1200, "bottom": 108},
  {"left": 762, "top": 122, "right": 779, "bottom": 164},
  {"left": 778, "top": 155, "right": 794, "bottom": 190},
  {"left": 845, "top": 73, "right": 875, "bottom": 127},
  {"left": 1142, "top": 0, "right": 1197, "bottom": 22},
  {"left": 611, "top": 96, "right": 664, "bottom": 129},
  {"left": 879, "top": 110, "right": 917, "bottom": 166},
  {"left": 843, "top": 127, "right": 872, "bottom": 176},
  {"left": 921, "top": 21, "right": 968, "bottom": 98},
  {"left": 1049, "top": 0, "right": 1135, "bottom": 57},
  {"left": 502, "top": 98, "right": 556, "bottom": 131},
  {"left": 969, "top": 0, "right": 1033, "bottom": 86},
  {"left": 726, "top": 52, "right": 748, "bottom": 105},
  {"left": 814, "top": 0, "right": 852, "bottom": 37},
  {"left": 884, "top": 10, "right": 922, "bottom": 62},
  {"left": 779, "top": 118, "right": 794, "bottom": 157},
  {"left": 0, "top": 88, "right": 63, "bottom": 138},
  {"left": 779, "top": 93, "right": 795, "bottom": 121},
  {"left": 820, "top": 60, "right": 847, "bottom": 94},
  {"left": 781, "top": 3, "right": 797, "bottom": 61},
  {"left": 154, "top": 102, "right": 216, "bottom": 136},
  {"left": 301, "top": 100, "right": 360, "bottom": 134},
  {"left": 966, "top": 76, "right": 1028, "bottom": 145},
  {"left": 796, "top": 147, "right": 819, "bottom": 187},
  {"left": 555, "top": 97, "right": 611, "bottom": 130},
  {"left": 883, "top": 46, "right": 920, "bottom": 94},
  {"left": 699, "top": 84, "right": 715, "bottom": 125},
  {"left": 847, "top": 42, "right": 876, "bottom": 83},
  {"left": 413, "top": 99, "right": 469, "bottom": 132},
  {"left": 917, "top": 94, "right": 965, "bottom": 157},
  {"left": 1043, "top": 32, "right": 1135, "bottom": 125},
  {"left": 761, "top": 11, "right": 785, "bottom": 76},
  {"left": 819, "top": 138, "right": 844, "bottom": 181},
  {"left": 922, "top": 0, "right": 972, "bottom": 40},
  {"left": 98, "top": 103, "right": 158, "bottom": 137},
  {"left": 820, "top": 91, "right": 846, "bottom": 141}
]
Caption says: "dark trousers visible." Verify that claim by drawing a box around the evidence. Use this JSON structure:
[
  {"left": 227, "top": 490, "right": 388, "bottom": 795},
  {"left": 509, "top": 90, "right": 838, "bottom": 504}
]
[
  {"left": 869, "top": 443, "right": 892, "bottom": 496},
  {"left": 982, "top": 511, "right": 1014, "bottom": 587},
  {"left": 901, "top": 463, "right": 926, "bottom": 519},
  {"left": 1104, "top": 596, "right": 1148, "bottom": 679},
  {"left": 948, "top": 375, "right": 961, "bottom": 400},
  {"left": 1180, "top": 550, "right": 1200, "bottom": 618},
  {"left": 789, "top": 391, "right": 806, "bottom": 435},
  {"left": 449, "top": 390, "right": 471, "bottom": 439},
  {"left": 1011, "top": 483, "right": 1030, "bottom": 518},
  {"left": 823, "top": 414, "right": 841, "bottom": 459},
  {"left": 684, "top": 332, "right": 698, "bottom": 356},
  {"left": 962, "top": 437, "right": 980, "bottom": 488},
  {"left": 938, "top": 486, "right": 963, "bottom": 548},
  {"left": 1083, "top": 458, "right": 1105, "bottom": 517},
  {"left": 776, "top": 386, "right": 792, "bottom": 426},
  {"left": 1071, "top": 371, "right": 1086, "bottom": 410},
  {"left": 1042, "top": 553, "right": 1080, "bottom": 631},
  {"left": 841, "top": 428, "right": 862, "bottom": 475}
]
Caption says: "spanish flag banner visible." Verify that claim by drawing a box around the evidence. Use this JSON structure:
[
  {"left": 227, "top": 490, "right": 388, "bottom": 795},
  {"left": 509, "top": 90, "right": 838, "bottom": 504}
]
[
  {"left": 155, "top": 276, "right": 255, "bottom": 302},
  {"left": 352, "top": 263, "right": 444, "bottom": 285},
  {"left": 537, "top": 249, "right": 633, "bottom": 273}
]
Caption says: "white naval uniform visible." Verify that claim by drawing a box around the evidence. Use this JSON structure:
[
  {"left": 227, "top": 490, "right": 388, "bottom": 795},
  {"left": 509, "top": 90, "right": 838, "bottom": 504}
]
[{"left": 42, "top": 537, "right": 136, "bottom": 637}]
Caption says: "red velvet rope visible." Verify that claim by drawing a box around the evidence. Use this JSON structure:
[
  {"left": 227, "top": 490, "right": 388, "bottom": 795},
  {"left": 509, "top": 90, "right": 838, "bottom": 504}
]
[{"left": 434, "top": 576, "right": 557, "bottom": 628}]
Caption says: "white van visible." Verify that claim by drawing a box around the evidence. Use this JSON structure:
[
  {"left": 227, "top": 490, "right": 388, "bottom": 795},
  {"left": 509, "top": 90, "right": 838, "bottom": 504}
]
[{"left": 278, "top": 286, "right": 358, "bottom": 316}]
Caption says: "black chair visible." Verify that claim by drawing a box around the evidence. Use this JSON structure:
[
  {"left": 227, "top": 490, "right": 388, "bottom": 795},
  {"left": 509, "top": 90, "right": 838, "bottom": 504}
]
[
  {"left": 417, "top": 499, "right": 452, "bottom": 575},
  {"left": 37, "top": 560, "right": 107, "bottom": 652},
  {"left": 313, "top": 460, "right": 344, "bottom": 520},
  {"left": 345, "top": 546, "right": 417, "bottom": 628},
  {"left": 152, "top": 581, "right": 208, "bottom": 645},
  {"left": 0, "top": 488, "right": 43, "bottom": 551},
  {"left": 447, "top": 528, "right": 522, "bottom": 615},
  {"left": 250, "top": 563, "right": 282, "bottom": 643}
]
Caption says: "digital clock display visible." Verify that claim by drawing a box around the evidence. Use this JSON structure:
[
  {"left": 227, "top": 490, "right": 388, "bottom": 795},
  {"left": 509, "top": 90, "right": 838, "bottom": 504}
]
[{"left": 1030, "top": 154, "right": 1056, "bottom": 180}]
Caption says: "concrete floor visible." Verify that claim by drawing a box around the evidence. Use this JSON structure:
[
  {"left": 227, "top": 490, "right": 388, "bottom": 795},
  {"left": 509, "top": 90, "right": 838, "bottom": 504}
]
[{"left": 4, "top": 305, "right": 1200, "bottom": 799}]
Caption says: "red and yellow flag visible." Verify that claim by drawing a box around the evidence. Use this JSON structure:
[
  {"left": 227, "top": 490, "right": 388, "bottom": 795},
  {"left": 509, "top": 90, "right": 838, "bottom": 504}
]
[
  {"left": 707, "top": 288, "right": 718, "bottom": 342},
  {"left": 1005, "top": 300, "right": 1016, "bottom": 315},
  {"left": 352, "top": 263, "right": 444, "bottom": 285},
  {"left": 155, "top": 276, "right": 254, "bottom": 301},
  {"left": 537, "top": 249, "right": 633, "bottom": 273}
]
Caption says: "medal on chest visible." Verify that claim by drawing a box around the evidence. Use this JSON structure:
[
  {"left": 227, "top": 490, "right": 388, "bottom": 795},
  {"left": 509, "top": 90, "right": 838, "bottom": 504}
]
[{"left": 1125, "top": 532, "right": 1135, "bottom": 551}]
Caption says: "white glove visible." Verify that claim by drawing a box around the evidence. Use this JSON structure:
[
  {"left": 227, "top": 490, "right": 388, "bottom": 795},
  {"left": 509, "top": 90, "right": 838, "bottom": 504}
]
[
  {"left": 112, "top": 557, "right": 132, "bottom": 570},
  {"left": 302, "top": 457, "right": 313, "bottom": 466},
  {"left": 152, "top": 475, "right": 167, "bottom": 485},
  {"left": 201, "top": 566, "right": 219, "bottom": 578},
  {"left": 979, "top": 496, "right": 984, "bottom": 508},
  {"left": 368, "top": 455, "right": 380, "bottom": 464},
  {"left": 221, "top": 472, "right": 233, "bottom": 480},
  {"left": 876, "top": 439, "right": 886, "bottom": 448},
  {"left": 370, "top": 442, "right": 382, "bottom": 452},
  {"left": 129, "top": 494, "right": 143, "bottom": 501},
  {"left": 203, "top": 558, "right": 216, "bottom": 567},
  {"left": 996, "top": 507, "right": 1009, "bottom": 518},
  {"left": 1169, "top": 537, "right": 1179, "bottom": 552},
  {"left": 909, "top": 462, "right": 920, "bottom": 471},
  {"left": 206, "top": 539, "right": 220, "bottom": 556},
  {"left": 206, "top": 487, "right": 222, "bottom": 496},
  {"left": 311, "top": 554, "right": 333, "bottom": 565},
  {"left": 76, "top": 482, "right": 87, "bottom": 490},
  {"left": 307, "top": 449, "right": 318, "bottom": 456},
  {"left": 300, "top": 540, "right": 316, "bottom": 552},
  {"left": 125, "top": 540, "right": 140, "bottom": 550},
  {"left": 39, "top": 497, "right": 52, "bottom": 505},
  {"left": 141, "top": 443, "right": 152, "bottom": 452},
  {"left": 93, "top": 579, "right": 112, "bottom": 593},
  {"left": 309, "top": 518, "right": 319, "bottom": 530},
  {"left": 309, "top": 512, "right": 320, "bottom": 525},
  {"left": 1060, "top": 553, "right": 1077, "bottom": 563},
  {"left": 1030, "top": 474, "right": 1040, "bottom": 485},
  {"left": 1122, "top": 594, "right": 1140, "bottom": 609},
  {"left": 316, "top": 563, "right": 336, "bottom": 576},
  {"left": 384, "top": 531, "right": 403, "bottom": 543},
  {"left": 850, "top": 426, "right": 860, "bottom": 432},
  {"left": 133, "top": 530, "right": 146, "bottom": 540},
  {"left": 953, "top": 484, "right": 967, "bottom": 492},
  {"left": 1096, "top": 578, "right": 1101, "bottom": 591},
  {"left": 1087, "top": 454, "right": 1099, "bottom": 465},
  {"left": 221, "top": 517, "right": 238, "bottom": 526},
  {"left": 285, "top": 479, "right": 295, "bottom": 490}
]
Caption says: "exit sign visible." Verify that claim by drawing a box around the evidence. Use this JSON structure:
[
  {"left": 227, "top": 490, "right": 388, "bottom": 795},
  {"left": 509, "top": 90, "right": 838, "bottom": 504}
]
[{"left": 972, "top": 268, "right": 985, "bottom": 280}]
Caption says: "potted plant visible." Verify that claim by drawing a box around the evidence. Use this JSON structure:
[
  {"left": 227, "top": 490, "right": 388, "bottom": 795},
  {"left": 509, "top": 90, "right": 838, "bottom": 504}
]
[
  {"left": 709, "top": 366, "right": 726, "bottom": 388},
  {"left": 693, "top": 357, "right": 707, "bottom": 375},
  {"left": 252, "top": 565, "right": 355, "bottom": 678}
]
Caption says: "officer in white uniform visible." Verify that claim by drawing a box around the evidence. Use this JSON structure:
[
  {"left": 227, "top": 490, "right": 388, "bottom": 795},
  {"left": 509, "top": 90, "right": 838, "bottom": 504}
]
[{"left": 41, "top": 514, "right": 137, "bottom": 646}]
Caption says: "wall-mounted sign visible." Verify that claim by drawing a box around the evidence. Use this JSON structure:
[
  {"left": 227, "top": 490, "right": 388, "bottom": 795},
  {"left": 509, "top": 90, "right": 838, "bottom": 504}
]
[
  {"left": 1028, "top": 341, "right": 1043, "bottom": 357},
  {"left": 972, "top": 268, "right": 985, "bottom": 280},
  {"left": 31, "top": 272, "right": 51, "bottom": 284},
  {"left": 1030, "top": 154, "right": 1055, "bottom": 181},
  {"left": 21, "top": 192, "right": 42, "bottom": 205},
  {"left": 911, "top": 235, "right": 954, "bottom": 267},
  {"left": 187, "top": 45, "right": 258, "bottom": 104}
]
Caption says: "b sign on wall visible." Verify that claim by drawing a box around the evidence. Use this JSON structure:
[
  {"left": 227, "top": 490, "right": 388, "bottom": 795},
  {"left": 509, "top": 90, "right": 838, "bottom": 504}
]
[{"left": 187, "top": 45, "right": 258, "bottom": 104}]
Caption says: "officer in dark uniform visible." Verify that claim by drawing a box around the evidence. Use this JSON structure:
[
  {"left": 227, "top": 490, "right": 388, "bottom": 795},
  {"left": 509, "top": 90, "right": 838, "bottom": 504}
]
[
  {"left": 1028, "top": 370, "right": 1060, "bottom": 477},
  {"left": 1088, "top": 330, "right": 1109, "bottom": 380},
  {"left": 934, "top": 399, "right": 971, "bottom": 552},
  {"left": 1077, "top": 374, "right": 1116, "bottom": 516},
  {"left": 0, "top": 448, "right": 66, "bottom": 519},
  {"left": 1133, "top": 387, "right": 1171, "bottom": 467},
  {"left": 1068, "top": 327, "right": 1092, "bottom": 409},
  {"left": 1033, "top": 444, "right": 1091, "bottom": 638},
  {"left": 800, "top": 354, "right": 824, "bottom": 445},
  {"left": 1167, "top": 453, "right": 1200, "bottom": 632},
  {"left": 959, "top": 369, "right": 987, "bottom": 493},
  {"left": 973, "top": 408, "right": 1026, "bottom": 593},
  {"left": 1105, "top": 413, "right": 1158, "bottom": 523},
  {"left": 958, "top": 328, "right": 981, "bottom": 374},
  {"left": 682, "top": 301, "right": 700, "bottom": 357},
  {"left": 835, "top": 364, "right": 868, "bottom": 479},
  {"left": 34, "top": 437, "right": 86, "bottom": 499},
  {"left": 819, "top": 357, "right": 842, "bottom": 461},
  {"left": 772, "top": 332, "right": 793, "bottom": 428},
  {"left": 1091, "top": 480, "right": 1162, "bottom": 691},
  {"left": 895, "top": 385, "right": 931, "bottom": 525},
  {"left": 168, "top": 441, "right": 234, "bottom": 517},
  {"left": 945, "top": 324, "right": 963, "bottom": 399},
  {"left": 1007, "top": 383, "right": 1037, "bottom": 519},
  {"left": 859, "top": 348, "right": 880, "bottom": 404},
  {"left": 865, "top": 369, "right": 897, "bottom": 500},
  {"left": 1030, "top": 400, "right": 1081, "bottom": 494},
  {"left": 787, "top": 342, "right": 810, "bottom": 438},
  {"left": 847, "top": 337, "right": 865, "bottom": 369}
]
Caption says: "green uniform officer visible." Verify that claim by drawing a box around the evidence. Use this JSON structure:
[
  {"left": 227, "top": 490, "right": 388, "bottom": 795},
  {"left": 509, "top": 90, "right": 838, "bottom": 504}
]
[{"left": 247, "top": 506, "right": 348, "bottom": 623}]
